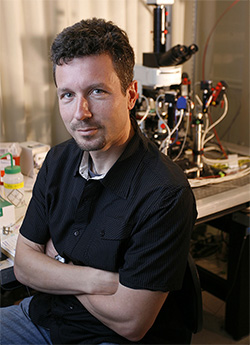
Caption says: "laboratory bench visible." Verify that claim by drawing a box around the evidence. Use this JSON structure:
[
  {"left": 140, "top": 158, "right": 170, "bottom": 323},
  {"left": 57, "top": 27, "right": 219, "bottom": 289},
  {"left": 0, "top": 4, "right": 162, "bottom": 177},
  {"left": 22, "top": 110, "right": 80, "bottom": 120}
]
[
  {"left": 192, "top": 174, "right": 250, "bottom": 340},
  {"left": 1, "top": 173, "right": 250, "bottom": 340}
]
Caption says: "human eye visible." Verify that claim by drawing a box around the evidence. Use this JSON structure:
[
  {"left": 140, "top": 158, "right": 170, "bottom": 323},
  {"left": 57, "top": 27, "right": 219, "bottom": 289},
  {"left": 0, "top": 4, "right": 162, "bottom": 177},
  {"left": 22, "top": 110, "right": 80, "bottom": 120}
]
[
  {"left": 92, "top": 88, "right": 106, "bottom": 95},
  {"left": 89, "top": 83, "right": 110, "bottom": 96},
  {"left": 61, "top": 92, "right": 73, "bottom": 99},
  {"left": 57, "top": 89, "right": 74, "bottom": 101}
]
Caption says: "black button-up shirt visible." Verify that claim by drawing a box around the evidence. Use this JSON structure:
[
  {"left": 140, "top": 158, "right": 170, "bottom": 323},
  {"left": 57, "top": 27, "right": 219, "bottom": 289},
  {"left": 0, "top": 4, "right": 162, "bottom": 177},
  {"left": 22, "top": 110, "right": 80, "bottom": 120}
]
[{"left": 20, "top": 121, "right": 197, "bottom": 344}]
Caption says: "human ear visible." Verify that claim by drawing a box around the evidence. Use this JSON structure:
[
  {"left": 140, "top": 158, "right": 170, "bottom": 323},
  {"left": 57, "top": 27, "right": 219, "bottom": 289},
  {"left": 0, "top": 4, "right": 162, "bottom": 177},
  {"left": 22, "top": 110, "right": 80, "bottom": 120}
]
[{"left": 127, "top": 80, "right": 138, "bottom": 110}]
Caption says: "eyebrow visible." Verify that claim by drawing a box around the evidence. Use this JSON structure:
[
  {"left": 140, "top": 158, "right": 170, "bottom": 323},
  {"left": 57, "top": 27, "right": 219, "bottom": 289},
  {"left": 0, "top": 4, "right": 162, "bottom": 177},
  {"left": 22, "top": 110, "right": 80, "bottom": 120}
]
[
  {"left": 86, "top": 83, "right": 111, "bottom": 91},
  {"left": 57, "top": 83, "right": 111, "bottom": 95},
  {"left": 57, "top": 87, "right": 71, "bottom": 95}
]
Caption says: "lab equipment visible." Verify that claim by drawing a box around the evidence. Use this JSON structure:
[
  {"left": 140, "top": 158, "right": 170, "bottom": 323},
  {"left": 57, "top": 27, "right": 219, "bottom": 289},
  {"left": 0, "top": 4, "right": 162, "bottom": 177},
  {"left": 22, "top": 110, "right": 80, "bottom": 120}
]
[
  {"left": 0, "top": 195, "right": 15, "bottom": 259},
  {"left": 20, "top": 141, "right": 50, "bottom": 177},
  {"left": 0, "top": 153, "right": 25, "bottom": 207},
  {"left": 0, "top": 142, "right": 21, "bottom": 185},
  {"left": 192, "top": 80, "right": 228, "bottom": 177},
  {"left": 134, "top": 0, "right": 198, "bottom": 160}
]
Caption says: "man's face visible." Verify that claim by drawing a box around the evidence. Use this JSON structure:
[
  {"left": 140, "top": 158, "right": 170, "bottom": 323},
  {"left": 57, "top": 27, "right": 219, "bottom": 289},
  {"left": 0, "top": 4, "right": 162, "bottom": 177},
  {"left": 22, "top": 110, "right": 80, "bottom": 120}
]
[{"left": 55, "top": 54, "right": 137, "bottom": 152}]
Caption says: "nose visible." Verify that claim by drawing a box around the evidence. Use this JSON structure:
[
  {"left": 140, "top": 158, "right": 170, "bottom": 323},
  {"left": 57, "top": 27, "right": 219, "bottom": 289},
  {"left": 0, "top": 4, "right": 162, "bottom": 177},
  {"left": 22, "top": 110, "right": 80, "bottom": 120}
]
[{"left": 75, "top": 96, "right": 92, "bottom": 121}]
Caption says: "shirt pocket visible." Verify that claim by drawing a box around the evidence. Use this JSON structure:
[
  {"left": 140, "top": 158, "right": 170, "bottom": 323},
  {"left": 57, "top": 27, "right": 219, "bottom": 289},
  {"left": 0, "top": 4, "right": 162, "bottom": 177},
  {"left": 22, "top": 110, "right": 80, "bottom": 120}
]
[
  {"left": 100, "top": 215, "right": 132, "bottom": 240},
  {"left": 84, "top": 216, "right": 133, "bottom": 271}
]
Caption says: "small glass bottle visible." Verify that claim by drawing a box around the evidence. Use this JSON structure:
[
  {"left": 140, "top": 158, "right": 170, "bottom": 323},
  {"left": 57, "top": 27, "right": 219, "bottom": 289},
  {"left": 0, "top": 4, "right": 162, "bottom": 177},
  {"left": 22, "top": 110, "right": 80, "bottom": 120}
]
[{"left": 0, "top": 153, "right": 24, "bottom": 207}]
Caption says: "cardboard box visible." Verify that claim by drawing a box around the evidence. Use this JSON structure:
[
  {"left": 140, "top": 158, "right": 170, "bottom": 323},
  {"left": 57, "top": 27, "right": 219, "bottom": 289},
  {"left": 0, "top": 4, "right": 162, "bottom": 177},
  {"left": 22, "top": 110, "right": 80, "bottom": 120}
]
[
  {"left": 0, "top": 196, "right": 15, "bottom": 228},
  {"left": 20, "top": 141, "right": 50, "bottom": 177},
  {"left": 0, "top": 195, "right": 15, "bottom": 259}
]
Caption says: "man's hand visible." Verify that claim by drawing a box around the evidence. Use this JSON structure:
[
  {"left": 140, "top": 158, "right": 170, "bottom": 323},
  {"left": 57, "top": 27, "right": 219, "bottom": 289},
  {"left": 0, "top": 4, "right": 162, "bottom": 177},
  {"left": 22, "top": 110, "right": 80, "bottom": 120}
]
[
  {"left": 14, "top": 234, "right": 119, "bottom": 296},
  {"left": 45, "top": 238, "right": 58, "bottom": 258},
  {"left": 44, "top": 237, "right": 119, "bottom": 294}
]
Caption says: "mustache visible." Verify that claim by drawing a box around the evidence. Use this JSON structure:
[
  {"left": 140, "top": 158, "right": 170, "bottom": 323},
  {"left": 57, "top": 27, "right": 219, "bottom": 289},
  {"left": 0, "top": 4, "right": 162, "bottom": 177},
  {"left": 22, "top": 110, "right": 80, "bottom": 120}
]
[{"left": 70, "top": 121, "right": 101, "bottom": 131}]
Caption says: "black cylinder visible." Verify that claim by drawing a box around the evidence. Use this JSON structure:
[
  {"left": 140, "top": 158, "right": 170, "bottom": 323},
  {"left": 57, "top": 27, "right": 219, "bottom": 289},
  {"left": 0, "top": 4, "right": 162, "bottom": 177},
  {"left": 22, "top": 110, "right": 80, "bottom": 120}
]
[{"left": 153, "top": 6, "right": 166, "bottom": 53}]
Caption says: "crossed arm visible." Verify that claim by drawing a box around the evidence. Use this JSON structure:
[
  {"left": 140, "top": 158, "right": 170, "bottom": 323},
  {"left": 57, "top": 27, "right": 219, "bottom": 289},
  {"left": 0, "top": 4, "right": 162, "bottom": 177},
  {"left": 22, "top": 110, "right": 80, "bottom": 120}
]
[
  {"left": 14, "top": 234, "right": 118, "bottom": 295},
  {"left": 14, "top": 234, "right": 168, "bottom": 341}
]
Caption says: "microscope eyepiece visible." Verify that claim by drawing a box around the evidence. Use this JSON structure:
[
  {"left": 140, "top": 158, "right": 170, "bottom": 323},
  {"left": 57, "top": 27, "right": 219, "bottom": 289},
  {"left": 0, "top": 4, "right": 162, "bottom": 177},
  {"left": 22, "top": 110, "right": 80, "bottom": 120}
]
[
  {"left": 158, "top": 43, "right": 198, "bottom": 67},
  {"left": 158, "top": 44, "right": 188, "bottom": 66}
]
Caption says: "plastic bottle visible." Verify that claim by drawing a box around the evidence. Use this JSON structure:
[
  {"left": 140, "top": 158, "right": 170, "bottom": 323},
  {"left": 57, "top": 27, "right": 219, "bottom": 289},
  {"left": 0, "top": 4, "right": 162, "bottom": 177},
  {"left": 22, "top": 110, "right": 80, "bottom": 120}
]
[{"left": 0, "top": 153, "right": 24, "bottom": 207}]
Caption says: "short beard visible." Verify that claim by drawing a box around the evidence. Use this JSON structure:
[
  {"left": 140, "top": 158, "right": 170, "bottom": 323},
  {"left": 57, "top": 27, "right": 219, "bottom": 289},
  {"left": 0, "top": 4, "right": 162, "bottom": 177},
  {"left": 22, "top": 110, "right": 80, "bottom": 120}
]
[
  {"left": 70, "top": 121, "right": 106, "bottom": 151},
  {"left": 74, "top": 136, "right": 106, "bottom": 152}
]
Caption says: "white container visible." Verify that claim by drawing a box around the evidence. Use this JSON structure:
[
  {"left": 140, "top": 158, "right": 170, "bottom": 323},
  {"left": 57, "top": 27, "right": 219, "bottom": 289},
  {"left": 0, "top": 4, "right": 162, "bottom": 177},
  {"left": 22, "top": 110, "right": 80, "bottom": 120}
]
[{"left": 1, "top": 154, "right": 24, "bottom": 207}]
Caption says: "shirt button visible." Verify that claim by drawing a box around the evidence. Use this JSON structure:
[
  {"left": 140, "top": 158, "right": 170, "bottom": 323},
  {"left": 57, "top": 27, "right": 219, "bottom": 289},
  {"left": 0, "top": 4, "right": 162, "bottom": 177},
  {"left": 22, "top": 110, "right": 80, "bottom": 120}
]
[
  {"left": 74, "top": 230, "right": 80, "bottom": 237},
  {"left": 100, "top": 230, "right": 105, "bottom": 237}
]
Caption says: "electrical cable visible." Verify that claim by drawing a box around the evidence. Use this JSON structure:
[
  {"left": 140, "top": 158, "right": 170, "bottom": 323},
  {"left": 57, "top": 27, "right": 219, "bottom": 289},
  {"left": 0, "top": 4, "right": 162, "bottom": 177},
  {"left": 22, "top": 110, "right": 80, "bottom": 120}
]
[
  {"left": 159, "top": 97, "right": 187, "bottom": 154},
  {"left": 170, "top": 130, "right": 179, "bottom": 146},
  {"left": 203, "top": 145, "right": 222, "bottom": 153},
  {"left": 155, "top": 94, "right": 171, "bottom": 135},
  {"left": 195, "top": 94, "right": 202, "bottom": 106},
  {"left": 159, "top": 108, "right": 184, "bottom": 153},
  {"left": 137, "top": 95, "right": 151, "bottom": 125},
  {"left": 173, "top": 101, "right": 191, "bottom": 161},
  {"left": 202, "top": 154, "right": 250, "bottom": 167},
  {"left": 201, "top": 94, "right": 228, "bottom": 148},
  {"left": 155, "top": 94, "right": 171, "bottom": 151},
  {"left": 189, "top": 167, "right": 250, "bottom": 188},
  {"left": 195, "top": 91, "right": 228, "bottom": 158},
  {"left": 207, "top": 111, "right": 228, "bottom": 159},
  {"left": 203, "top": 133, "right": 215, "bottom": 147},
  {"left": 170, "top": 109, "right": 184, "bottom": 139},
  {"left": 202, "top": 113, "right": 211, "bottom": 145}
]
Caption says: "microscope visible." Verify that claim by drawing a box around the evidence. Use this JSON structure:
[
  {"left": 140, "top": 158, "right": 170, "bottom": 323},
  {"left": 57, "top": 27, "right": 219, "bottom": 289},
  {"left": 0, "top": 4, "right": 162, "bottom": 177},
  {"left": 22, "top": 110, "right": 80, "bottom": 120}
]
[
  {"left": 134, "top": 0, "right": 198, "bottom": 161},
  {"left": 134, "top": 1, "right": 228, "bottom": 179}
]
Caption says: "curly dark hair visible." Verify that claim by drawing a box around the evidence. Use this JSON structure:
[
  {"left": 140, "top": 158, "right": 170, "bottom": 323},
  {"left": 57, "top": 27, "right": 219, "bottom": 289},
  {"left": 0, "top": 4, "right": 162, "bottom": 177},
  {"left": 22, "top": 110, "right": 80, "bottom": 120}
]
[{"left": 51, "top": 18, "right": 135, "bottom": 94}]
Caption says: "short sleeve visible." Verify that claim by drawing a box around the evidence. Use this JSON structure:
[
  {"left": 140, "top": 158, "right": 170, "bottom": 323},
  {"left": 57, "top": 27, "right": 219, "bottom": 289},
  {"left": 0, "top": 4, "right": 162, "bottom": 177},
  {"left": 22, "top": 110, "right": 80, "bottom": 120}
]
[
  {"left": 119, "top": 186, "right": 197, "bottom": 292},
  {"left": 20, "top": 153, "right": 50, "bottom": 244}
]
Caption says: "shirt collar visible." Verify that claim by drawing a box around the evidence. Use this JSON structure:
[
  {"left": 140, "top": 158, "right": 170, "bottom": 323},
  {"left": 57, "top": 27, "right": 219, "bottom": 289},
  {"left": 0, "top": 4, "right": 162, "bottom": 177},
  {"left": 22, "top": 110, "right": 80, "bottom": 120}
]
[
  {"left": 74, "top": 118, "right": 148, "bottom": 199},
  {"left": 79, "top": 151, "right": 107, "bottom": 181}
]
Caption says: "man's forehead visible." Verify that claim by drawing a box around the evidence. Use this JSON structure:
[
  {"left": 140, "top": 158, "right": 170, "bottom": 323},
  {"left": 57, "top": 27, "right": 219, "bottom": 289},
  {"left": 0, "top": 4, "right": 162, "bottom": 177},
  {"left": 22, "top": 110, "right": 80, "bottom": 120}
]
[{"left": 55, "top": 55, "right": 121, "bottom": 88}]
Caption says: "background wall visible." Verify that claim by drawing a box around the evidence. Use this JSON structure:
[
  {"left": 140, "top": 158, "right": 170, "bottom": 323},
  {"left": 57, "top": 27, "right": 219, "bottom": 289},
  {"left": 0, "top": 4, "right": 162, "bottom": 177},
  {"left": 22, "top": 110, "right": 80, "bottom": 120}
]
[
  {"left": 0, "top": 0, "right": 249, "bottom": 148},
  {"left": 183, "top": 0, "right": 249, "bottom": 148},
  {"left": 0, "top": 0, "right": 153, "bottom": 146}
]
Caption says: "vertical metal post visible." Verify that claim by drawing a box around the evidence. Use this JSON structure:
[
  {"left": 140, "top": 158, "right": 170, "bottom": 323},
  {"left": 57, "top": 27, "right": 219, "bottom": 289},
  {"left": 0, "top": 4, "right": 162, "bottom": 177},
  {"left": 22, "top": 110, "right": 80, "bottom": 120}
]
[{"left": 193, "top": 112, "right": 203, "bottom": 177}]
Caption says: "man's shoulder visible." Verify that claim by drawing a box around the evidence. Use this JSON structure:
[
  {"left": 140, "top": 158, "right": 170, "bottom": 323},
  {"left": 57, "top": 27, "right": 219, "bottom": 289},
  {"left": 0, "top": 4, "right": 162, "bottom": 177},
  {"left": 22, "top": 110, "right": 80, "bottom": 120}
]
[
  {"left": 51, "top": 138, "right": 78, "bottom": 153},
  {"left": 140, "top": 138, "right": 189, "bottom": 188},
  {"left": 43, "top": 139, "right": 82, "bottom": 176},
  {"left": 47, "top": 139, "right": 80, "bottom": 160}
]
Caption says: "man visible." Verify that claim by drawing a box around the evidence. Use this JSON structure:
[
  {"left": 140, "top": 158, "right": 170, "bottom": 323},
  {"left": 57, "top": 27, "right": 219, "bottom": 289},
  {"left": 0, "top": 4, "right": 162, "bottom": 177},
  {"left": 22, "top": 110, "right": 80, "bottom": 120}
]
[{"left": 1, "top": 18, "right": 197, "bottom": 344}]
